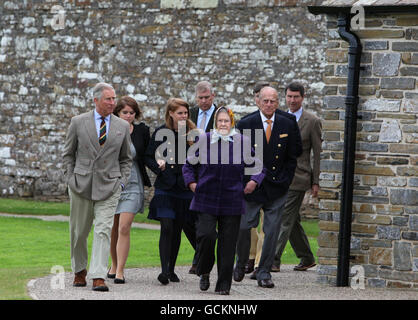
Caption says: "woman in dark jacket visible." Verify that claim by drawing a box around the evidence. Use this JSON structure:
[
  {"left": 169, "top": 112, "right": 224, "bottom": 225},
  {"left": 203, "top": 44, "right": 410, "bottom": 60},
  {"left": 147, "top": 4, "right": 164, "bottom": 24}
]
[
  {"left": 182, "top": 107, "right": 265, "bottom": 295},
  {"left": 109, "top": 96, "right": 151, "bottom": 283},
  {"left": 145, "top": 97, "right": 198, "bottom": 285}
]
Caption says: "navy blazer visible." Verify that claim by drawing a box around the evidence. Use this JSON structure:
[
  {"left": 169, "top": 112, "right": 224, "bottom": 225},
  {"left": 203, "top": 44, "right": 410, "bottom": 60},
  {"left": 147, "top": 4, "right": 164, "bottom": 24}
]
[
  {"left": 131, "top": 123, "right": 151, "bottom": 187},
  {"left": 144, "top": 124, "right": 190, "bottom": 192},
  {"left": 189, "top": 105, "right": 218, "bottom": 133},
  {"left": 240, "top": 109, "right": 302, "bottom": 157},
  {"left": 236, "top": 111, "right": 300, "bottom": 203}
]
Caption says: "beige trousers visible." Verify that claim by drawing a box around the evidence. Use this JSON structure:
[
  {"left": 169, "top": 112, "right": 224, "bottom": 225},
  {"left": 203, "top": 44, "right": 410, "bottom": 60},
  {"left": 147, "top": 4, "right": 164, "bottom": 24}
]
[
  {"left": 249, "top": 210, "right": 264, "bottom": 267},
  {"left": 69, "top": 186, "right": 121, "bottom": 280}
]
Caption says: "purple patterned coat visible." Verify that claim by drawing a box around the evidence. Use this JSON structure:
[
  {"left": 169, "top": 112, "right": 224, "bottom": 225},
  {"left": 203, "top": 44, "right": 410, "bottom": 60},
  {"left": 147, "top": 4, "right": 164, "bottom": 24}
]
[{"left": 182, "top": 132, "right": 265, "bottom": 216}]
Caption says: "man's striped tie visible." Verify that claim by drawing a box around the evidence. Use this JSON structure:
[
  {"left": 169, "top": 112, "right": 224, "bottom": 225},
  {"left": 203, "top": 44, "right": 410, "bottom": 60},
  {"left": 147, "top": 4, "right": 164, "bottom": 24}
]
[{"left": 99, "top": 117, "right": 106, "bottom": 146}]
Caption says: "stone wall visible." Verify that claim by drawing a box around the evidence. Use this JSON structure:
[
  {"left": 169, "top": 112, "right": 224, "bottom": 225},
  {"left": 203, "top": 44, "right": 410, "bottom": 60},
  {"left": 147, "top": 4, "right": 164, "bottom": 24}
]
[
  {"left": 317, "top": 12, "right": 418, "bottom": 289},
  {"left": 0, "top": 0, "right": 327, "bottom": 201}
]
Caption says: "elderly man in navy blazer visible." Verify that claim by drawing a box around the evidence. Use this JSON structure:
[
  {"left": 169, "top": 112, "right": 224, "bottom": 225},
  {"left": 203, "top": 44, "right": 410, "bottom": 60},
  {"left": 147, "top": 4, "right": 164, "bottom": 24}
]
[{"left": 234, "top": 86, "right": 301, "bottom": 288}]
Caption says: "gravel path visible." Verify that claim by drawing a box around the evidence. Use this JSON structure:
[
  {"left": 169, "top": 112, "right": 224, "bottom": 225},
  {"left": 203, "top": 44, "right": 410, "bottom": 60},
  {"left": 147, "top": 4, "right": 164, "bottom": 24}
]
[
  {"left": 27, "top": 265, "right": 418, "bottom": 300},
  {"left": 2, "top": 213, "right": 416, "bottom": 301}
]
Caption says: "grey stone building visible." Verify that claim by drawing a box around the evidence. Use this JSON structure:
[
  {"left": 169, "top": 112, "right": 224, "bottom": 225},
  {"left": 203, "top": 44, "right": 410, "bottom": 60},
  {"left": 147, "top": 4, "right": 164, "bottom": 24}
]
[
  {"left": 0, "top": 0, "right": 327, "bottom": 199},
  {"left": 0, "top": 0, "right": 416, "bottom": 290},
  {"left": 309, "top": 0, "right": 417, "bottom": 289}
]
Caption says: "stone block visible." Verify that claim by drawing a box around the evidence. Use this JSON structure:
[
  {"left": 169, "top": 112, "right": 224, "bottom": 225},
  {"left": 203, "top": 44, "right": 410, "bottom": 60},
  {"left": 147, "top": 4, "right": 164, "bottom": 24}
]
[
  {"left": 320, "top": 159, "right": 342, "bottom": 173},
  {"left": 400, "top": 66, "right": 418, "bottom": 76},
  {"left": 389, "top": 144, "right": 418, "bottom": 154},
  {"left": 413, "top": 259, "right": 418, "bottom": 272},
  {"left": 356, "top": 142, "right": 388, "bottom": 153},
  {"left": 394, "top": 242, "right": 412, "bottom": 271},
  {"left": 409, "top": 178, "right": 418, "bottom": 187},
  {"left": 375, "top": 204, "right": 404, "bottom": 215},
  {"left": 356, "top": 214, "right": 391, "bottom": 225},
  {"left": 351, "top": 223, "right": 377, "bottom": 235},
  {"left": 322, "top": 120, "right": 344, "bottom": 131},
  {"left": 356, "top": 30, "right": 404, "bottom": 39},
  {"left": 396, "top": 17, "right": 418, "bottom": 26},
  {"left": 361, "top": 175, "right": 376, "bottom": 186},
  {"left": 392, "top": 41, "right": 418, "bottom": 52},
  {"left": 354, "top": 164, "right": 394, "bottom": 176},
  {"left": 368, "top": 278, "right": 386, "bottom": 288},
  {"left": 393, "top": 216, "right": 409, "bottom": 227},
  {"left": 362, "top": 239, "right": 392, "bottom": 249},
  {"left": 316, "top": 265, "right": 337, "bottom": 276},
  {"left": 161, "top": 0, "right": 219, "bottom": 9},
  {"left": 381, "top": 78, "right": 416, "bottom": 90},
  {"left": 319, "top": 220, "right": 340, "bottom": 232},
  {"left": 390, "top": 189, "right": 418, "bottom": 206},
  {"left": 364, "top": 40, "right": 388, "bottom": 50},
  {"left": 402, "top": 232, "right": 418, "bottom": 241},
  {"left": 362, "top": 123, "right": 381, "bottom": 132},
  {"left": 373, "top": 53, "right": 400, "bottom": 76},
  {"left": 370, "top": 247, "right": 392, "bottom": 266},
  {"left": 317, "top": 247, "right": 338, "bottom": 258},
  {"left": 397, "top": 167, "right": 418, "bottom": 176},
  {"left": 317, "top": 232, "right": 338, "bottom": 248},
  {"left": 354, "top": 204, "right": 373, "bottom": 215},
  {"left": 387, "top": 281, "right": 413, "bottom": 289},
  {"left": 379, "top": 120, "right": 402, "bottom": 143},
  {"left": 326, "top": 49, "right": 347, "bottom": 63},
  {"left": 403, "top": 99, "right": 418, "bottom": 113},
  {"left": 323, "top": 96, "right": 345, "bottom": 109},
  {"left": 361, "top": 98, "right": 401, "bottom": 112},
  {"left": 409, "top": 216, "right": 418, "bottom": 231},
  {"left": 376, "top": 157, "right": 408, "bottom": 166},
  {"left": 377, "top": 226, "right": 401, "bottom": 240},
  {"left": 380, "top": 90, "right": 404, "bottom": 99}
]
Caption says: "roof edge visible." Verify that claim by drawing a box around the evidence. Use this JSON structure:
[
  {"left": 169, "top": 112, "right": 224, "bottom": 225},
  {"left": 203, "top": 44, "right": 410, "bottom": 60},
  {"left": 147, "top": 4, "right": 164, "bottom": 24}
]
[{"left": 308, "top": 5, "right": 418, "bottom": 15}]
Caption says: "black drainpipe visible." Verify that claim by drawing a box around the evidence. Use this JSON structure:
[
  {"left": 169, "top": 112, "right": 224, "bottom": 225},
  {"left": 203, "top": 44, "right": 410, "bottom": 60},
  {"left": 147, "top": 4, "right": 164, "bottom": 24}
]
[{"left": 336, "top": 12, "right": 362, "bottom": 287}]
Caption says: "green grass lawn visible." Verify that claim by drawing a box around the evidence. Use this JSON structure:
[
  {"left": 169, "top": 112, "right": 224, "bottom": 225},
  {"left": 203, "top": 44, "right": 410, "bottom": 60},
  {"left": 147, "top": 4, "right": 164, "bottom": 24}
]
[
  {"left": 0, "top": 197, "right": 157, "bottom": 225},
  {"left": 0, "top": 198, "right": 318, "bottom": 300}
]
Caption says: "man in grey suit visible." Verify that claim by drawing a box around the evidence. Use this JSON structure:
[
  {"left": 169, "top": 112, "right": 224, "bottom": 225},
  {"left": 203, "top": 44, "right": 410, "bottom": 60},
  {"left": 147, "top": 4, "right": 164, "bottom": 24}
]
[
  {"left": 272, "top": 82, "right": 322, "bottom": 272},
  {"left": 63, "top": 82, "right": 132, "bottom": 291}
]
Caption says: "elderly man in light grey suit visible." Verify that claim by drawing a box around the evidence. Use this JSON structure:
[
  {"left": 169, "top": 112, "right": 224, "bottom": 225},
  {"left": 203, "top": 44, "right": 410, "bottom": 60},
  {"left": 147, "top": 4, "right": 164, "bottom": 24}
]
[
  {"left": 63, "top": 82, "right": 132, "bottom": 291},
  {"left": 272, "top": 82, "right": 322, "bottom": 272}
]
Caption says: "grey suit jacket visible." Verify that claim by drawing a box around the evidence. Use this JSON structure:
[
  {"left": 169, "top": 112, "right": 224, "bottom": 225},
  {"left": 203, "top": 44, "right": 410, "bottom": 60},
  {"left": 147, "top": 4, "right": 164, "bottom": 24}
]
[
  {"left": 63, "top": 110, "right": 132, "bottom": 201},
  {"left": 289, "top": 109, "right": 322, "bottom": 191}
]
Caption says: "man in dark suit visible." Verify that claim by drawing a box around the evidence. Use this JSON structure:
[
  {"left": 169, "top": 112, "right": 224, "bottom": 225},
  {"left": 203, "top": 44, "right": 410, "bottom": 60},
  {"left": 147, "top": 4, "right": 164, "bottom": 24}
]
[
  {"left": 189, "top": 81, "right": 218, "bottom": 132},
  {"left": 245, "top": 82, "right": 302, "bottom": 279},
  {"left": 233, "top": 86, "right": 300, "bottom": 288}
]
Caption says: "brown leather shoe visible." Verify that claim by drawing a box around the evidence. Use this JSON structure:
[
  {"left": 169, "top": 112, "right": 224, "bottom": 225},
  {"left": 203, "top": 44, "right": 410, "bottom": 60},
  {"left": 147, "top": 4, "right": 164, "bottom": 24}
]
[
  {"left": 73, "top": 269, "right": 87, "bottom": 287},
  {"left": 92, "top": 278, "right": 109, "bottom": 292},
  {"left": 271, "top": 264, "right": 281, "bottom": 272},
  {"left": 294, "top": 262, "right": 317, "bottom": 271}
]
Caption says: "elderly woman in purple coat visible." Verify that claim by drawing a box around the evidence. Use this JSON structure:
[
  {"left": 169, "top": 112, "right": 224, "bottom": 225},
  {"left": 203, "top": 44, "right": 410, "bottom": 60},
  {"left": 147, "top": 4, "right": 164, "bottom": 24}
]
[{"left": 182, "top": 107, "right": 265, "bottom": 295}]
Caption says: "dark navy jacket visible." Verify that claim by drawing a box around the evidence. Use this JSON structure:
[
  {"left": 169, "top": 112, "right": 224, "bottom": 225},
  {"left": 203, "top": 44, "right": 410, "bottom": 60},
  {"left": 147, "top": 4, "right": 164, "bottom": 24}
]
[
  {"left": 236, "top": 111, "right": 300, "bottom": 203},
  {"left": 144, "top": 124, "right": 190, "bottom": 192}
]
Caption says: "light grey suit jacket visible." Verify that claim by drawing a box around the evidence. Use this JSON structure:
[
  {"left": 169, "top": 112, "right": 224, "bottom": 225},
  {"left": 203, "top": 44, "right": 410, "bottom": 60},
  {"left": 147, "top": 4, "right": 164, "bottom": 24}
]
[
  {"left": 63, "top": 110, "right": 132, "bottom": 201},
  {"left": 289, "top": 109, "right": 322, "bottom": 192}
]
